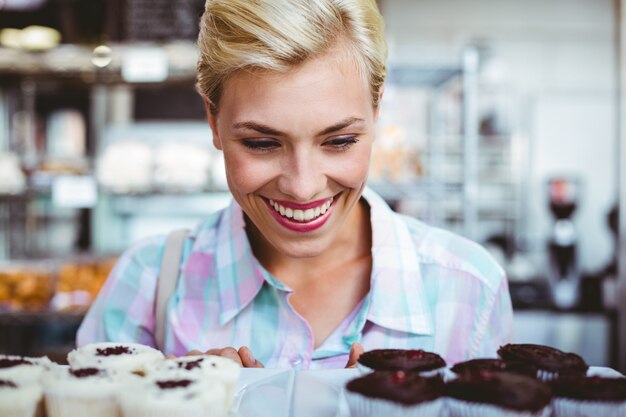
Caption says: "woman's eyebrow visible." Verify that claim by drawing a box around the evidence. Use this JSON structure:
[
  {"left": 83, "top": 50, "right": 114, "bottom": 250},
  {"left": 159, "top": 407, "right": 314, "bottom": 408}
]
[{"left": 231, "top": 117, "right": 365, "bottom": 137}]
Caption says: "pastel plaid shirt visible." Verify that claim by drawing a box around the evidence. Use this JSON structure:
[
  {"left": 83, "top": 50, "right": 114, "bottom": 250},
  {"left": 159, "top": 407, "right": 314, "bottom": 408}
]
[{"left": 77, "top": 187, "right": 513, "bottom": 369}]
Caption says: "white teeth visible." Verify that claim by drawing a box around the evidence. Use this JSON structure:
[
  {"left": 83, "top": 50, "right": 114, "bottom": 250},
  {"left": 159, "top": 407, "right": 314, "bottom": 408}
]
[{"left": 268, "top": 197, "right": 334, "bottom": 222}]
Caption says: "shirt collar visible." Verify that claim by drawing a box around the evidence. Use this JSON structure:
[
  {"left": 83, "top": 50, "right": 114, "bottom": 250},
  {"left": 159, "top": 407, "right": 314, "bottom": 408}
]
[{"left": 213, "top": 188, "right": 433, "bottom": 336}]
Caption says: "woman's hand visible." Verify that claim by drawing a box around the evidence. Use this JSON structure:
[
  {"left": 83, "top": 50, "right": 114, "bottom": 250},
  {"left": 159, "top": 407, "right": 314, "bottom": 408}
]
[
  {"left": 183, "top": 346, "right": 264, "bottom": 368},
  {"left": 345, "top": 342, "right": 365, "bottom": 368}
]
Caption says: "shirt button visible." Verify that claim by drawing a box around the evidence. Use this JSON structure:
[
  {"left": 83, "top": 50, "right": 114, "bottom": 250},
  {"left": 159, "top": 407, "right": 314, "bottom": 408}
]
[{"left": 290, "top": 356, "right": 302, "bottom": 367}]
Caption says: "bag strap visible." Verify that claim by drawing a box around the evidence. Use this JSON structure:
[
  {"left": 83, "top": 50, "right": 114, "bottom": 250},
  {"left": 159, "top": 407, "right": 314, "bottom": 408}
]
[{"left": 155, "top": 228, "right": 189, "bottom": 351}]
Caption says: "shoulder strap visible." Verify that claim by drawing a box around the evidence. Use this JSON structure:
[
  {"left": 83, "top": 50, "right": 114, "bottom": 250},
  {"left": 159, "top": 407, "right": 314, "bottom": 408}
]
[{"left": 155, "top": 228, "right": 189, "bottom": 351}]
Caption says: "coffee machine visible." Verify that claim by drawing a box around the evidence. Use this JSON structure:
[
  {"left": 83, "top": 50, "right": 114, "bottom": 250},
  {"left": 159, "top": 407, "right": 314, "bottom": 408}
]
[{"left": 547, "top": 177, "right": 580, "bottom": 309}]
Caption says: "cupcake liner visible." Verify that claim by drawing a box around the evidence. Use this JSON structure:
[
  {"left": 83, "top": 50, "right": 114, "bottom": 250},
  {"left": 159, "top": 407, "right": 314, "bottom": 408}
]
[
  {"left": 552, "top": 398, "right": 626, "bottom": 417},
  {"left": 536, "top": 369, "right": 559, "bottom": 381},
  {"left": 357, "top": 362, "right": 447, "bottom": 378},
  {"left": 120, "top": 401, "right": 227, "bottom": 417},
  {"left": 0, "top": 402, "right": 39, "bottom": 417},
  {"left": 344, "top": 390, "right": 443, "bottom": 417},
  {"left": 446, "top": 398, "right": 552, "bottom": 417},
  {"left": 45, "top": 395, "right": 120, "bottom": 417}
]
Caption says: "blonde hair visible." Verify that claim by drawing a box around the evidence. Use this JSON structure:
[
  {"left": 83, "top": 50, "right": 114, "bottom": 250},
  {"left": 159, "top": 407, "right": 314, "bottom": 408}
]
[{"left": 196, "top": 0, "right": 387, "bottom": 114}]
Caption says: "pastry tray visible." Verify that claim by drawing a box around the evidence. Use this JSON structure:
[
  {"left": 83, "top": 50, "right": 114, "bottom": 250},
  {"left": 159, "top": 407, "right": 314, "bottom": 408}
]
[{"left": 232, "top": 366, "right": 624, "bottom": 417}]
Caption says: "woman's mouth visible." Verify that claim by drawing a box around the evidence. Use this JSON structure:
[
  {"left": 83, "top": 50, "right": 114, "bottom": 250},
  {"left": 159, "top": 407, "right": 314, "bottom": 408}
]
[
  {"left": 268, "top": 196, "right": 334, "bottom": 222},
  {"left": 263, "top": 194, "right": 338, "bottom": 232}
]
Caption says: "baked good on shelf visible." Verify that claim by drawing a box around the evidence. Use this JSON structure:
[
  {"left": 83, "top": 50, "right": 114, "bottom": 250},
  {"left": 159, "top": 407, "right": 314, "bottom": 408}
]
[
  {"left": 119, "top": 376, "right": 228, "bottom": 417},
  {"left": 498, "top": 343, "right": 588, "bottom": 380},
  {"left": 0, "top": 354, "right": 54, "bottom": 384},
  {"left": 357, "top": 349, "right": 446, "bottom": 375},
  {"left": 67, "top": 342, "right": 164, "bottom": 374},
  {"left": 446, "top": 371, "right": 552, "bottom": 417},
  {"left": 43, "top": 366, "right": 131, "bottom": 417},
  {"left": 0, "top": 378, "right": 42, "bottom": 417},
  {"left": 550, "top": 376, "right": 626, "bottom": 417},
  {"left": 344, "top": 370, "right": 444, "bottom": 417},
  {"left": 145, "top": 355, "right": 240, "bottom": 409},
  {"left": 450, "top": 358, "right": 538, "bottom": 378}
]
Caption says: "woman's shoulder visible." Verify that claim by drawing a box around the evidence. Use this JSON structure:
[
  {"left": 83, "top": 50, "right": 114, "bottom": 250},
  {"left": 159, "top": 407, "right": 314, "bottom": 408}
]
[{"left": 398, "top": 213, "right": 506, "bottom": 293}]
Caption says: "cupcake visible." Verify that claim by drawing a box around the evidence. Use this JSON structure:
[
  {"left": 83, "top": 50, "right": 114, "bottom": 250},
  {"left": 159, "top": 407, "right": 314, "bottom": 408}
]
[
  {"left": 446, "top": 371, "right": 552, "bottom": 417},
  {"left": 451, "top": 358, "right": 538, "bottom": 378},
  {"left": 0, "top": 378, "right": 42, "bottom": 417},
  {"left": 144, "top": 355, "right": 241, "bottom": 409},
  {"left": 345, "top": 370, "right": 445, "bottom": 417},
  {"left": 119, "top": 376, "right": 228, "bottom": 417},
  {"left": 67, "top": 342, "right": 164, "bottom": 375},
  {"left": 498, "top": 344, "right": 588, "bottom": 381},
  {"left": 43, "top": 366, "right": 131, "bottom": 417},
  {"left": 357, "top": 349, "right": 446, "bottom": 376},
  {"left": 0, "top": 355, "right": 54, "bottom": 385},
  {"left": 550, "top": 376, "right": 626, "bottom": 417}
]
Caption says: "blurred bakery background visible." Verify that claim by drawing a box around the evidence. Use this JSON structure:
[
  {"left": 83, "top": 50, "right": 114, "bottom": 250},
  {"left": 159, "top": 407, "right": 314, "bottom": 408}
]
[{"left": 1, "top": 0, "right": 625, "bottom": 369}]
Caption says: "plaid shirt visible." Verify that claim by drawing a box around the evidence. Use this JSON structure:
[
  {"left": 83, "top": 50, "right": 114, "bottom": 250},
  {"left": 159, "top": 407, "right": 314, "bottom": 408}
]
[{"left": 77, "top": 187, "right": 513, "bottom": 369}]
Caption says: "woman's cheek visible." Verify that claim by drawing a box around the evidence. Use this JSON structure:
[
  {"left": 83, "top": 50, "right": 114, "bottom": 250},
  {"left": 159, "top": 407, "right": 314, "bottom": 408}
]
[{"left": 224, "top": 152, "right": 276, "bottom": 193}]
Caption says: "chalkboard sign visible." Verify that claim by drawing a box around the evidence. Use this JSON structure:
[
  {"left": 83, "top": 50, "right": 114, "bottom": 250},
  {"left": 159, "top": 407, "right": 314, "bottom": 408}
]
[{"left": 123, "top": 0, "right": 205, "bottom": 41}]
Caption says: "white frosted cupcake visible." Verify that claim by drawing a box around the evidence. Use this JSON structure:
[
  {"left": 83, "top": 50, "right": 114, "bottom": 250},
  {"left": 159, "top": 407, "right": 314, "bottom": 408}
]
[
  {"left": 0, "top": 378, "right": 42, "bottom": 417},
  {"left": 43, "top": 366, "right": 132, "bottom": 417},
  {"left": 145, "top": 355, "right": 240, "bottom": 408},
  {"left": 67, "top": 342, "right": 164, "bottom": 374},
  {"left": 119, "top": 376, "right": 228, "bottom": 417},
  {"left": 0, "top": 355, "right": 54, "bottom": 385}
]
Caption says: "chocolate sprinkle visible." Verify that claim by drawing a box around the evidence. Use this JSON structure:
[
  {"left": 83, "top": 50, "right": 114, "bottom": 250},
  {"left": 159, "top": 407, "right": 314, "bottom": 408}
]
[
  {"left": 156, "top": 379, "right": 193, "bottom": 389},
  {"left": 0, "top": 358, "right": 33, "bottom": 369},
  {"left": 177, "top": 358, "right": 203, "bottom": 371},
  {"left": 70, "top": 368, "right": 101, "bottom": 378},
  {"left": 95, "top": 346, "right": 132, "bottom": 356},
  {"left": 0, "top": 380, "right": 17, "bottom": 388}
]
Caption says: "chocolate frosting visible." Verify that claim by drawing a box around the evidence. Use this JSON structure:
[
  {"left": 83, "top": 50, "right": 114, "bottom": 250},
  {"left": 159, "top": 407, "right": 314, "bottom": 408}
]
[
  {"left": 156, "top": 379, "right": 193, "bottom": 390},
  {"left": 0, "top": 380, "right": 17, "bottom": 388},
  {"left": 498, "top": 344, "right": 588, "bottom": 375},
  {"left": 70, "top": 368, "right": 102, "bottom": 378},
  {"left": 451, "top": 358, "right": 538, "bottom": 378},
  {"left": 0, "top": 358, "right": 33, "bottom": 368},
  {"left": 95, "top": 346, "right": 132, "bottom": 357},
  {"left": 446, "top": 371, "right": 552, "bottom": 412},
  {"left": 357, "top": 349, "right": 446, "bottom": 372},
  {"left": 346, "top": 371, "right": 445, "bottom": 405},
  {"left": 551, "top": 376, "right": 626, "bottom": 401}
]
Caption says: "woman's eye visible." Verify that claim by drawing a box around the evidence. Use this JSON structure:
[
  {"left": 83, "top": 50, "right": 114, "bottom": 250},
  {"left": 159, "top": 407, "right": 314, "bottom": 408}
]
[
  {"left": 325, "top": 136, "right": 359, "bottom": 150},
  {"left": 242, "top": 139, "right": 280, "bottom": 152}
]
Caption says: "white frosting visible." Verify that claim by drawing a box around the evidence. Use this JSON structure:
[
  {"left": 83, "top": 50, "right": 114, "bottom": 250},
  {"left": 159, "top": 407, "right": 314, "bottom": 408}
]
[
  {"left": 0, "top": 379, "right": 42, "bottom": 416},
  {"left": 67, "top": 342, "right": 164, "bottom": 373},
  {"left": 119, "top": 376, "right": 228, "bottom": 417},
  {"left": 0, "top": 354, "right": 54, "bottom": 384},
  {"left": 146, "top": 355, "right": 241, "bottom": 385}
]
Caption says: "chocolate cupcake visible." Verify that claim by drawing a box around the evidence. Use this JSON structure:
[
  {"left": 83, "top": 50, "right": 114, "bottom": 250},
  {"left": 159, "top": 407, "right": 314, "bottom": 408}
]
[
  {"left": 446, "top": 371, "right": 552, "bottom": 417},
  {"left": 451, "top": 358, "right": 538, "bottom": 378},
  {"left": 498, "top": 344, "right": 588, "bottom": 381},
  {"left": 357, "top": 349, "right": 446, "bottom": 376},
  {"left": 345, "top": 371, "right": 445, "bottom": 417},
  {"left": 550, "top": 376, "right": 626, "bottom": 417}
]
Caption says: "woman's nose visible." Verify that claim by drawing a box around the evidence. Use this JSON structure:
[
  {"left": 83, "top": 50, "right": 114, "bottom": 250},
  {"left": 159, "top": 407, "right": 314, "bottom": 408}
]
[{"left": 276, "top": 151, "right": 326, "bottom": 202}]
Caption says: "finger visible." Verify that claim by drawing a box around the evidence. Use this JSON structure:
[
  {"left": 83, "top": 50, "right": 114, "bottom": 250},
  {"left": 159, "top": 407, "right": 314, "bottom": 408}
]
[
  {"left": 345, "top": 342, "right": 365, "bottom": 368},
  {"left": 165, "top": 354, "right": 176, "bottom": 359},
  {"left": 218, "top": 347, "right": 244, "bottom": 367},
  {"left": 238, "top": 346, "right": 264, "bottom": 368},
  {"left": 185, "top": 350, "right": 204, "bottom": 357}
]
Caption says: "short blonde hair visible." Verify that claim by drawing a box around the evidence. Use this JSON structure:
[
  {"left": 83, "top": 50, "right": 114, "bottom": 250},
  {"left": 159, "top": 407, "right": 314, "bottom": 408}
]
[{"left": 196, "top": 0, "right": 387, "bottom": 114}]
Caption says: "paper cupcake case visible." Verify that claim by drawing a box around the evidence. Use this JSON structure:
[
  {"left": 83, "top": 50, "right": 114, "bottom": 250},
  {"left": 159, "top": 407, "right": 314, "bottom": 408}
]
[
  {"left": 45, "top": 395, "right": 120, "bottom": 417},
  {"left": 344, "top": 390, "right": 444, "bottom": 417},
  {"left": 552, "top": 398, "right": 626, "bottom": 417},
  {"left": 446, "top": 398, "right": 552, "bottom": 417}
]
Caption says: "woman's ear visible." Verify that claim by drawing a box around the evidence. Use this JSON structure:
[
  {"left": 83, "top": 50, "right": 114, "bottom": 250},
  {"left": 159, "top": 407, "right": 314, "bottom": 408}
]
[{"left": 203, "top": 97, "right": 222, "bottom": 150}]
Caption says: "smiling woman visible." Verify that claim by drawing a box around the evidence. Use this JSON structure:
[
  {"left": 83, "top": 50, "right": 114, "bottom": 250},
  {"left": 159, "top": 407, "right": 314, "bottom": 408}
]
[{"left": 76, "top": 0, "right": 514, "bottom": 370}]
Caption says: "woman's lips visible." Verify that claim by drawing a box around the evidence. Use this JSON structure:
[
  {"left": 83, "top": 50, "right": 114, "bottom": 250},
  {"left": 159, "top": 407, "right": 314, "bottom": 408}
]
[{"left": 264, "top": 194, "right": 338, "bottom": 232}]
